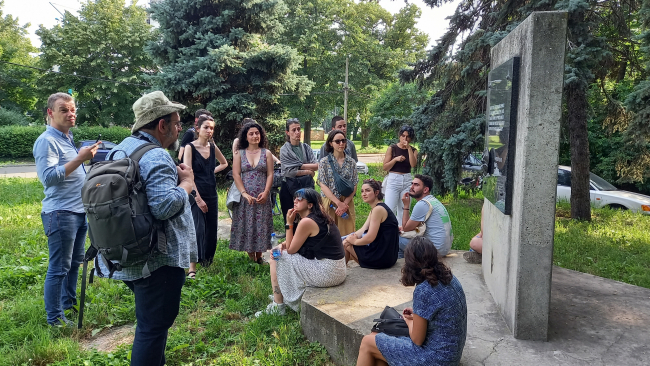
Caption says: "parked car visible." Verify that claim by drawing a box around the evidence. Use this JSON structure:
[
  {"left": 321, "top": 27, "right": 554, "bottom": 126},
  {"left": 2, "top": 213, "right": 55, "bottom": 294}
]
[
  {"left": 76, "top": 140, "right": 118, "bottom": 165},
  {"left": 556, "top": 165, "right": 650, "bottom": 215},
  {"left": 312, "top": 148, "right": 369, "bottom": 175}
]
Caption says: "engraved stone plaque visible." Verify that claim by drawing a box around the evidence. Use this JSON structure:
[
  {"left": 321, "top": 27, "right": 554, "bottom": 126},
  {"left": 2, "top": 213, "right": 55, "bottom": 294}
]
[{"left": 483, "top": 57, "right": 520, "bottom": 215}]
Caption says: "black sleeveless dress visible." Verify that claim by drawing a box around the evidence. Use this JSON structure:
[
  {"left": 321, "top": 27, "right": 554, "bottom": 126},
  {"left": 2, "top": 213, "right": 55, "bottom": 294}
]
[
  {"left": 353, "top": 202, "right": 399, "bottom": 269},
  {"left": 190, "top": 143, "right": 218, "bottom": 264}
]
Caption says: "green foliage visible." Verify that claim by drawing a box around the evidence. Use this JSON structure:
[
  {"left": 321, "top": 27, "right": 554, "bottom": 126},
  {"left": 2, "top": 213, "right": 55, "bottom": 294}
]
[
  {"left": 0, "top": 1, "right": 38, "bottom": 112},
  {"left": 147, "top": 0, "right": 313, "bottom": 155},
  {"left": 0, "top": 126, "right": 132, "bottom": 158},
  {"left": 367, "top": 82, "right": 430, "bottom": 147},
  {"left": 36, "top": 0, "right": 155, "bottom": 127},
  {"left": 0, "top": 178, "right": 332, "bottom": 365},
  {"left": 276, "top": 0, "right": 428, "bottom": 145},
  {"left": 0, "top": 108, "right": 31, "bottom": 127}
]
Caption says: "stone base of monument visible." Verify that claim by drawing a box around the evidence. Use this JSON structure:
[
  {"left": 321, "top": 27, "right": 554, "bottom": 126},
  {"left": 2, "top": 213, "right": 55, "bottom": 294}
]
[{"left": 301, "top": 250, "right": 650, "bottom": 365}]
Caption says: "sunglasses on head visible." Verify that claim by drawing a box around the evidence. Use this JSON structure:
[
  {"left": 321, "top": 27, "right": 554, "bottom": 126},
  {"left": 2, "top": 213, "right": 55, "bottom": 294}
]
[{"left": 333, "top": 138, "right": 347, "bottom": 145}]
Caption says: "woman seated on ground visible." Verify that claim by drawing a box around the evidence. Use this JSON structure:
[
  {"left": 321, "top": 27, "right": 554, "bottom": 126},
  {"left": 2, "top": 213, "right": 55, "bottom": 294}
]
[
  {"left": 357, "top": 237, "right": 467, "bottom": 366},
  {"left": 256, "top": 188, "right": 347, "bottom": 317},
  {"left": 343, "top": 179, "right": 399, "bottom": 269}
]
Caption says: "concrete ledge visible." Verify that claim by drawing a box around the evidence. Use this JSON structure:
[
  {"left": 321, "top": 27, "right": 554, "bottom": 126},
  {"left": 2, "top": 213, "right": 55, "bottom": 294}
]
[{"left": 301, "top": 250, "right": 650, "bottom": 365}]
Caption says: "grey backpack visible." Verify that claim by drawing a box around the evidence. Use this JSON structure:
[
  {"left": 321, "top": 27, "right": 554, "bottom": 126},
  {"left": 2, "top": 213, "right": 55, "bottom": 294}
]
[{"left": 81, "top": 142, "right": 167, "bottom": 279}]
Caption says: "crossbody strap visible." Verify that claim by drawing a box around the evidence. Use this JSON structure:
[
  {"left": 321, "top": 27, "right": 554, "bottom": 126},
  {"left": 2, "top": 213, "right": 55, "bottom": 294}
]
[{"left": 422, "top": 197, "right": 435, "bottom": 222}]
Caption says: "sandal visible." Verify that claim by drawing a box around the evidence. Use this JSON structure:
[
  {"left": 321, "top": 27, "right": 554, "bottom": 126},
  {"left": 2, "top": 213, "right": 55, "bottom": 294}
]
[{"left": 187, "top": 271, "right": 196, "bottom": 279}]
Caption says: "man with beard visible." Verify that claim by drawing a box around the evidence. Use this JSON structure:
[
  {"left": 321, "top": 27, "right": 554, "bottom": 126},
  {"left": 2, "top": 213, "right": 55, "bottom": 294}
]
[
  {"left": 98, "top": 91, "right": 197, "bottom": 366},
  {"left": 399, "top": 174, "right": 454, "bottom": 258}
]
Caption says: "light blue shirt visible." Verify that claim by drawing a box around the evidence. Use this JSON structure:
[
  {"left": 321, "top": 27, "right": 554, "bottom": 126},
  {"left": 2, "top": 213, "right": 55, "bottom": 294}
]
[
  {"left": 410, "top": 195, "right": 453, "bottom": 256},
  {"left": 33, "top": 126, "right": 86, "bottom": 214},
  {"left": 97, "top": 132, "right": 197, "bottom": 281}
]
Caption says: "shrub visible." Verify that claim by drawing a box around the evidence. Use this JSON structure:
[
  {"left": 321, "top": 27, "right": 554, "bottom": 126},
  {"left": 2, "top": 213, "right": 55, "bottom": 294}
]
[
  {"left": 0, "top": 126, "right": 132, "bottom": 158},
  {"left": 0, "top": 109, "right": 32, "bottom": 127}
]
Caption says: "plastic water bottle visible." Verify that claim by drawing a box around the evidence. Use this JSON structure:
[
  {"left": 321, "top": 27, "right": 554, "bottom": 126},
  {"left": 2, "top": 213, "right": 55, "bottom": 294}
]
[
  {"left": 271, "top": 233, "right": 281, "bottom": 260},
  {"left": 330, "top": 204, "right": 349, "bottom": 219}
]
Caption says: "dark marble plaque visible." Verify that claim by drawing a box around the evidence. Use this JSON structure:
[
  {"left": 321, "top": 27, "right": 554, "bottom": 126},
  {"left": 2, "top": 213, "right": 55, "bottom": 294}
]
[{"left": 483, "top": 57, "right": 520, "bottom": 215}]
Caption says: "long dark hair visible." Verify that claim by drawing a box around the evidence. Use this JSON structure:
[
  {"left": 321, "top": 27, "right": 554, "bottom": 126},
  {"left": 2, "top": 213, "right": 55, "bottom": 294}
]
[
  {"left": 401, "top": 237, "right": 453, "bottom": 287},
  {"left": 236, "top": 121, "right": 268, "bottom": 150},
  {"left": 294, "top": 188, "right": 334, "bottom": 225},
  {"left": 324, "top": 129, "right": 346, "bottom": 154}
]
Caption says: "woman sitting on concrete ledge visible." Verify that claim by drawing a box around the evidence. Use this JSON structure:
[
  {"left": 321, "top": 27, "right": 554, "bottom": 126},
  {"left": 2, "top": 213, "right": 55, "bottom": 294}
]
[
  {"left": 357, "top": 237, "right": 467, "bottom": 366},
  {"left": 343, "top": 179, "right": 399, "bottom": 269},
  {"left": 255, "top": 188, "right": 346, "bottom": 317}
]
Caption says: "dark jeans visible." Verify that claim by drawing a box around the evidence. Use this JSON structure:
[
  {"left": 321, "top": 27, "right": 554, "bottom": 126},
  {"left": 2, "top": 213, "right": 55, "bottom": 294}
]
[
  {"left": 280, "top": 180, "right": 294, "bottom": 225},
  {"left": 123, "top": 266, "right": 185, "bottom": 366},
  {"left": 41, "top": 211, "right": 87, "bottom": 324}
]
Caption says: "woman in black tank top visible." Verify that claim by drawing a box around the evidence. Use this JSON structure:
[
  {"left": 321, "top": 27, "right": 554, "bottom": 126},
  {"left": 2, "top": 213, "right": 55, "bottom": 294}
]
[
  {"left": 182, "top": 115, "right": 228, "bottom": 278},
  {"left": 255, "top": 188, "right": 346, "bottom": 317},
  {"left": 343, "top": 179, "right": 399, "bottom": 269},
  {"left": 382, "top": 125, "right": 417, "bottom": 227}
]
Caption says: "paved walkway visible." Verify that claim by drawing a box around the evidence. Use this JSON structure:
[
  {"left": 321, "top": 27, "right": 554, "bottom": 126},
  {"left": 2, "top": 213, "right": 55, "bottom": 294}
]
[
  {"left": 301, "top": 251, "right": 650, "bottom": 365},
  {"left": 0, "top": 164, "right": 37, "bottom": 178}
]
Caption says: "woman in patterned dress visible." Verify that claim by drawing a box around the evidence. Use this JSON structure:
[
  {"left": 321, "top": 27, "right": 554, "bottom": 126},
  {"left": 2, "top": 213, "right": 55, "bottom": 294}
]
[
  {"left": 229, "top": 121, "right": 274, "bottom": 264},
  {"left": 318, "top": 129, "right": 358, "bottom": 236},
  {"left": 255, "top": 188, "right": 346, "bottom": 317},
  {"left": 357, "top": 237, "right": 467, "bottom": 366}
]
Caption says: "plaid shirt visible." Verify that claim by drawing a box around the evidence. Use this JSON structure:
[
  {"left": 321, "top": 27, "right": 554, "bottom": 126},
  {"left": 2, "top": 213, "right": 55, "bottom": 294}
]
[
  {"left": 97, "top": 132, "right": 197, "bottom": 281},
  {"left": 318, "top": 154, "right": 358, "bottom": 199}
]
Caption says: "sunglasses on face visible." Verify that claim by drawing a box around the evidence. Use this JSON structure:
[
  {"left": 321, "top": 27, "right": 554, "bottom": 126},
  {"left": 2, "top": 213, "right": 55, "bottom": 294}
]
[{"left": 333, "top": 138, "right": 347, "bottom": 145}]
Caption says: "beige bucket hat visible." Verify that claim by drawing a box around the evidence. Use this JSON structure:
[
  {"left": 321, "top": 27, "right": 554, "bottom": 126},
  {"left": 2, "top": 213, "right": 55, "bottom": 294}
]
[{"left": 131, "top": 91, "right": 186, "bottom": 133}]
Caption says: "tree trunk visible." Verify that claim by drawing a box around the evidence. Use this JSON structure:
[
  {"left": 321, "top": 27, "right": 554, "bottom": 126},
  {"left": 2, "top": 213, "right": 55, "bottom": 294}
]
[
  {"left": 361, "top": 126, "right": 369, "bottom": 148},
  {"left": 567, "top": 85, "right": 591, "bottom": 221},
  {"left": 304, "top": 119, "right": 311, "bottom": 145}
]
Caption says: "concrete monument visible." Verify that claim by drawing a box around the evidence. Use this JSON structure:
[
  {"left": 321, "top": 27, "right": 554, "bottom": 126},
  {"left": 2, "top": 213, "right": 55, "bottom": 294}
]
[{"left": 481, "top": 11, "right": 568, "bottom": 340}]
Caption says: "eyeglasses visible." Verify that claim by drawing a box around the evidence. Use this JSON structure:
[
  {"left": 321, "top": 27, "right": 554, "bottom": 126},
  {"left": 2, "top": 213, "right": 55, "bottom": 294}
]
[
  {"left": 288, "top": 118, "right": 299, "bottom": 123},
  {"left": 171, "top": 120, "right": 182, "bottom": 128},
  {"left": 294, "top": 196, "right": 305, "bottom": 201},
  {"left": 333, "top": 138, "right": 347, "bottom": 145}
]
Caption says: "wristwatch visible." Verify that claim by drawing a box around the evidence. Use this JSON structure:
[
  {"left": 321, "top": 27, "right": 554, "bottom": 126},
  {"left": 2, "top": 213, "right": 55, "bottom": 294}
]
[
  {"left": 190, "top": 189, "right": 197, "bottom": 197},
  {"left": 285, "top": 223, "right": 293, "bottom": 230}
]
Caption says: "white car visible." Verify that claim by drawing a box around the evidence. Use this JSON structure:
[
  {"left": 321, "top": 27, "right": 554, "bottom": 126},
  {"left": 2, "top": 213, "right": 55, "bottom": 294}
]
[
  {"left": 556, "top": 165, "right": 650, "bottom": 215},
  {"left": 312, "top": 148, "right": 369, "bottom": 175}
]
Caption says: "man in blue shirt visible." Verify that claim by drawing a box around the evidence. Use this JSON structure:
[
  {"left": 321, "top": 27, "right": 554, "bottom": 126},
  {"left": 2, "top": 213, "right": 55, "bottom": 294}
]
[
  {"left": 399, "top": 174, "right": 454, "bottom": 257},
  {"left": 33, "top": 92, "right": 100, "bottom": 326},
  {"left": 99, "top": 91, "right": 196, "bottom": 366}
]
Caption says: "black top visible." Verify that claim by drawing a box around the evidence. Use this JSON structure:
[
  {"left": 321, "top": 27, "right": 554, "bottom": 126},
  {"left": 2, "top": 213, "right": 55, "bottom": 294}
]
[
  {"left": 389, "top": 144, "right": 414, "bottom": 174},
  {"left": 297, "top": 213, "right": 345, "bottom": 260},
  {"left": 353, "top": 202, "right": 399, "bottom": 269},
  {"left": 180, "top": 128, "right": 196, "bottom": 147},
  {"left": 190, "top": 143, "right": 217, "bottom": 199}
]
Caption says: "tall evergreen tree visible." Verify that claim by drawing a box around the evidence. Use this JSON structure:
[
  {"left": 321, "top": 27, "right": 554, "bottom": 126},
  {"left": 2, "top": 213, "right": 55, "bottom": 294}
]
[
  {"left": 403, "top": 0, "right": 644, "bottom": 219},
  {"left": 147, "top": 0, "right": 313, "bottom": 153}
]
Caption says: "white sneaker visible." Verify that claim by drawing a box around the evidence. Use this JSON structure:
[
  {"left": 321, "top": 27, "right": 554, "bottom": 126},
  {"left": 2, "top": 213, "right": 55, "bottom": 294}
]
[
  {"left": 255, "top": 301, "right": 286, "bottom": 317},
  {"left": 268, "top": 294, "right": 274, "bottom": 302}
]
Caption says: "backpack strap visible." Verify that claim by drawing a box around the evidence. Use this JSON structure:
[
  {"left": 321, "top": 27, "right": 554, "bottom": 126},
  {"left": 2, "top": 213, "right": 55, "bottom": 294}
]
[{"left": 129, "top": 142, "right": 160, "bottom": 163}]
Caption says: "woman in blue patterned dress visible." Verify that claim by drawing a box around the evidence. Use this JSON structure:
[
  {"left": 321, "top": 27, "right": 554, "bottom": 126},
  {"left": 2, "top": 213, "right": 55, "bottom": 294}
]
[
  {"left": 230, "top": 121, "right": 274, "bottom": 264},
  {"left": 357, "top": 237, "right": 467, "bottom": 366}
]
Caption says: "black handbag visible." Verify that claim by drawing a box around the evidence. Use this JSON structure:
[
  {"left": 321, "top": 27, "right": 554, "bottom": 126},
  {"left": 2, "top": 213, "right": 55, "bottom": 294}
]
[
  {"left": 284, "top": 175, "right": 315, "bottom": 196},
  {"left": 327, "top": 154, "right": 355, "bottom": 197},
  {"left": 371, "top": 306, "right": 410, "bottom": 337}
]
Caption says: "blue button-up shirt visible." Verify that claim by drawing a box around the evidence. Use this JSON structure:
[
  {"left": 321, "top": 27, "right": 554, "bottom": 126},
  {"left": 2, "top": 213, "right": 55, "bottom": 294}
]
[
  {"left": 33, "top": 126, "right": 86, "bottom": 214},
  {"left": 97, "top": 132, "right": 197, "bottom": 281}
]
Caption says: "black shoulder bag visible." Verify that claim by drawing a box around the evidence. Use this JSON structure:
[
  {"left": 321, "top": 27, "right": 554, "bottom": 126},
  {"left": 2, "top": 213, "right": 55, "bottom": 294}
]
[
  {"left": 371, "top": 306, "right": 410, "bottom": 337},
  {"left": 327, "top": 154, "right": 355, "bottom": 197}
]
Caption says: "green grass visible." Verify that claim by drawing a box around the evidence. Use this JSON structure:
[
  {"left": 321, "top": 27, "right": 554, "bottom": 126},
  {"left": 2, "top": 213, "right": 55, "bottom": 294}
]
[{"left": 1, "top": 167, "right": 649, "bottom": 365}]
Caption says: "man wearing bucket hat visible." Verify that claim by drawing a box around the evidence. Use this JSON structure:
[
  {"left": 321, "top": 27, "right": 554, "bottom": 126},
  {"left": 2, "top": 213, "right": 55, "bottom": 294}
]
[{"left": 98, "top": 91, "right": 198, "bottom": 366}]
